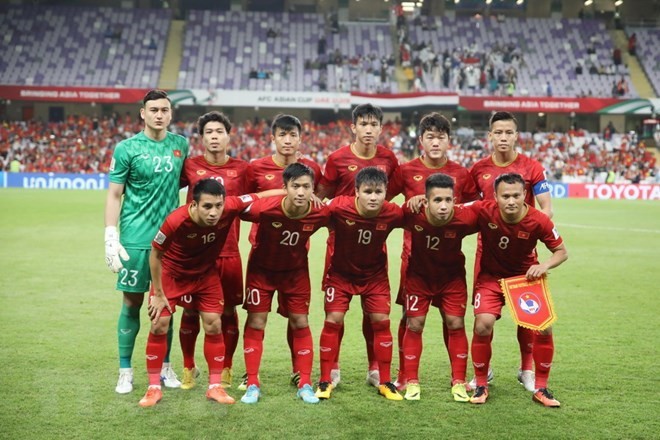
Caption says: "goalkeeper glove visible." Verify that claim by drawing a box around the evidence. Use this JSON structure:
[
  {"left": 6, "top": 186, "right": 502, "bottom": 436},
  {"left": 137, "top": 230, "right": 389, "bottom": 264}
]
[{"left": 105, "top": 226, "right": 130, "bottom": 273}]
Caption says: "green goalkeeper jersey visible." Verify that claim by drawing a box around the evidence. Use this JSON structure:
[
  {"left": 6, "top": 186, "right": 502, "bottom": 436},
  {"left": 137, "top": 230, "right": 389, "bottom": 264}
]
[{"left": 109, "top": 131, "right": 189, "bottom": 249}]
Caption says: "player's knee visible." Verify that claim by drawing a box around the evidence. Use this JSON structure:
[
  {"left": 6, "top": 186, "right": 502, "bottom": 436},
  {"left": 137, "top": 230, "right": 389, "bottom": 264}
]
[
  {"left": 406, "top": 318, "right": 424, "bottom": 333},
  {"left": 123, "top": 293, "right": 144, "bottom": 308},
  {"left": 444, "top": 315, "right": 464, "bottom": 330},
  {"left": 150, "top": 318, "right": 170, "bottom": 335},
  {"left": 246, "top": 313, "right": 267, "bottom": 330},
  {"left": 473, "top": 319, "right": 493, "bottom": 336},
  {"left": 183, "top": 308, "right": 199, "bottom": 318},
  {"left": 288, "top": 314, "right": 308, "bottom": 329}
]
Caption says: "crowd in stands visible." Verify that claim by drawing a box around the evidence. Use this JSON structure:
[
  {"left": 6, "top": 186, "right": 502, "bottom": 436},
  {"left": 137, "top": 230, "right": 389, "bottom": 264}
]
[{"left": 1, "top": 115, "right": 657, "bottom": 184}]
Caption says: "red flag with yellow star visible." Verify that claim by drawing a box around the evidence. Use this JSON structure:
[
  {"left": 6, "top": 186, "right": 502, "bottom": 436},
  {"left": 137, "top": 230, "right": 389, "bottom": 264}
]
[{"left": 499, "top": 275, "right": 557, "bottom": 331}]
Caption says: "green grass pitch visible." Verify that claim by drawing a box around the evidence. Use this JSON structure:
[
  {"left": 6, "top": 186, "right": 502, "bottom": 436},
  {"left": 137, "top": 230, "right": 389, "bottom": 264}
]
[{"left": 0, "top": 189, "right": 658, "bottom": 439}]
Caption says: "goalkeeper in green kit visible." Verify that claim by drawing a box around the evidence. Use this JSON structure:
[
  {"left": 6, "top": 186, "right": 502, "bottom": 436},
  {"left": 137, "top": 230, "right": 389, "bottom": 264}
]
[{"left": 104, "top": 90, "right": 189, "bottom": 394}]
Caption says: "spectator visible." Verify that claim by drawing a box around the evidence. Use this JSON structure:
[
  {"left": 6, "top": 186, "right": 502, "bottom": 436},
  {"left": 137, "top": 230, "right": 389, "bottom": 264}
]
[{"left": 628, "top": 33, "right": 636, "bottom": 56}]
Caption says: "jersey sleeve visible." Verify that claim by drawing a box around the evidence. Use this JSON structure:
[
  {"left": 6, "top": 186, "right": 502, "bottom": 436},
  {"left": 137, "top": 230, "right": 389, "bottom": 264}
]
[
  {"left": 318, "top": 155, "right": 338, "bottom": 198},
  {"left": 245, "top": 164, "right": 258, "bottom": 194},
  {"left": 459, "top": 171, "right": 480, "bottom": 203},
  {"left": 239, "top": 197, "right": 264, "bottom": 223},
  {"left": 108, "top": 141, "right": 130, "bottom": 184},
  {"left": 180, "top": 159, "right": 191, "bottom": 188},
  {"left": 152, "top": 215, "right": 176, "bottom": 252},
  {"left": 538, "top": 215, "right": 563, "bottom": 250},
  {"left": 530, "top": 162, "right": 550, "bottom": 196}
]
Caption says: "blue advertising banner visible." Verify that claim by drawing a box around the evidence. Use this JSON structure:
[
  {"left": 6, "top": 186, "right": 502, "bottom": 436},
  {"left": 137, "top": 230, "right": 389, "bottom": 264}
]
[{"left": 3, "top": 172, "right": 108, "bottom": 190}]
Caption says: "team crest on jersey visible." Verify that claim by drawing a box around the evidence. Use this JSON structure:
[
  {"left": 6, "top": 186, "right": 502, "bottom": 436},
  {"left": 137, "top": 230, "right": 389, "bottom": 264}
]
[
  {"left": 445, "top": 231, "right": 456, "bottom": 239},
  {"left": 272, "top": 222, "right": 283, "bottom": 228},
  {"left": 265, "top": 174, "right": 275, "bottom": 180},
  {"left": 345, "top": 220, "right": 355, "bottom": 226},
  {"left": 187, "top": 233, "right": 197, "bottom": 239},
  {"left": 488, "top": 223, "right": 498, "bottom": 229},
  {"left": 227, "top": 170, "right": 237, "bottom": 177},
  {"left": 413, "top": 175, "right": 423, "bottom": 181},
  {"left": 196, "top": 170, "right": 206, "bottom": 175},
  {"left": 376, "top": 223, "right": 387, "bottom": 231},
  {"left": 303, "top": 224, "right": 314, "bottom": 231},
  {"left": 483, "top": 174, "right": 492, "bottom": 180},
  {"left": 518, "top": 231, "right": 530, "bottom": 239},
  {"left": 154, "top": 231, "right": 166, "bottom": 245},
  {"left": 348, "top": 165, "right": 358, "bottom": 172},
  {"left": 414, "top": 225, "right": 424, "bottom": 232},
  {"left": 173, "top": 150, "right": 182, "bottom": 157}
]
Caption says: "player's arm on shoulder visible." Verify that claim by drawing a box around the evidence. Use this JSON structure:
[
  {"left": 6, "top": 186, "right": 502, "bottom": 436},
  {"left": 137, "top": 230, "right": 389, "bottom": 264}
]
[
  {"left": 525, "top": 242, "right": 567, "bottom": 281},
  {"left": 316, "top": 182, "right": 336, "bottom": 201},
  {"left": 148, "top": 246, "right": 171, "bottom": 323}
]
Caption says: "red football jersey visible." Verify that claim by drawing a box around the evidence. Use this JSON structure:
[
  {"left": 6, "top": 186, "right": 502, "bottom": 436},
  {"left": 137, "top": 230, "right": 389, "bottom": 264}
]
[
  {"left": 475, "top": 200, "right": 563, "bottom": 278},
  {"left": 181, "top": 156, "right": 249, "bottom": 256},
  {"left": 389, "top": 157, "right": 479, "bottom": 203},
  {"left": 403, "top": 203, "right": 479, "bottom": 279},
  {"left": 241, "top": 196, "right": 330, "bottom": 272},
  {"left": 152, "top": 194, "right": 256, "bottom": 278},
  {"left": 327, "top": 195, "right": 404, "bottom": 280},
  {"left": 320, "top": 144, "right": 399, "bottom": 197},
  {"left": 246, "top": 156, "right": 322, "bottom": 192},
  {"left": 470, "top": 153, "right": 548, "bottom": 206}
]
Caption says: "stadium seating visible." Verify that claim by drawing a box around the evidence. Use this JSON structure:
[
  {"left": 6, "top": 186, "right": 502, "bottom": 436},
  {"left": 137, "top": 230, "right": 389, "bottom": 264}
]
[
  {"left": 408, "top": 16, "right": 636, "bottom": 98},
  {"left": 178, "top": 10, "right": 397, "bottom": 93},
  {"left": 626, "top": 27, "right": 660, "bottom": 97},
  {"left": 0, "top": 5, "right": 170, "bottom": 87}
]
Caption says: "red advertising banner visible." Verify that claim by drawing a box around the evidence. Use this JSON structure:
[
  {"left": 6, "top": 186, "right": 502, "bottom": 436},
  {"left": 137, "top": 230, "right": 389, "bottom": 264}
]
[
  {"left": 459, "top": 96, "right": 621, "bottom": 114},
  {"left": 499, "top": 275, "right": 557, "bottom": 331},
  {"left": 568, "top": 183, "right": 660, "bottom": 200},
  {"left": 0, "top": 85, "right": 148, "bottom": 103}
]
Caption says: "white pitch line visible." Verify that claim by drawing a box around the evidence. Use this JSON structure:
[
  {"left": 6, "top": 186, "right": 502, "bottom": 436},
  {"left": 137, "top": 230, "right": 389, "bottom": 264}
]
[{"left": 556, "top": 223, "right": 660, "bottom": 234}]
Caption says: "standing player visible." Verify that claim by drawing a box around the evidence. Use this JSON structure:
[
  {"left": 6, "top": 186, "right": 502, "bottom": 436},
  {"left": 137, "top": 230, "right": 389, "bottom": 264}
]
[
  {"left": 316, "top": 167, "right": 404, "bottom": 401},
  {"left": 239, "top": 163, "right": 330, "bottom": 405},
  {"left": 177, "top": 111, "right": 248, "bottom": 390},
  {"left": 316, "top": 104, "right": 399, "bottom": 388},
  {"left": 104, "top": 89, "right": 187, "bottom": 394},
  {"left": 238, "top": 114, "right": 322, "bottom": 390},
  {"left": 469, "top": 173, "right": 567, "bottom": 407},
  {"left": 386, "top": 112, "right": 478, "bottom": 390},
  {"left": 469, "top": 111, "right": 553, "bottom": 391},
  {"left": 138, "top": 179, "right": 256, "bottom": 407},
  {"left": 401, "top": 173, "right": 479, "bottom": 402}
]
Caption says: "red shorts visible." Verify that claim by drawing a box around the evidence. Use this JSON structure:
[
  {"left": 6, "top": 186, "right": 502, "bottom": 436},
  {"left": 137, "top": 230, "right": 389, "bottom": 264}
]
[
  {"left": 217, "top": 255, "right": 243, "bottom": 309},
  {"left": 151, "top": 272, "right": 224, "bottom": 317},
  {"left": 323, "top": 271, "right": 391, "bottom": 315},
  {"left": 404, "top": 271, "right": 467, "bottom": 318},
  {"left": 243, "top": 266, "right": 311, "bottom": 317},
  {"left": 472, "top": 273, "right": 506, "bottom": 318}
]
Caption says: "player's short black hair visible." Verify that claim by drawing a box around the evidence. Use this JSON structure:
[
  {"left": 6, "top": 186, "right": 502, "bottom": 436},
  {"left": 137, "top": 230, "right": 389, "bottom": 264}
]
[
  {"left": 283, "top": 162, "right": 315, "bottom": 186},
  {"left": 489, "top": 111, "right": 518, "bottom": 130},
  {"left": 494, "top": 172, "right": 525, "bottom": 191},
  {"left": 142, "top": 89, "right": 170, "bottom": 106},
  {"left": 272, "top": 114, "right": 302, "bottom": 135},
  {"left": 197, "top": 111, "right": 232, "bottom": 134},
  {"left": 418, "top": 112, "right": 451, "bottom": 137},
  {"left": 352, "top": 104, "right": 383, "bottom": 125},
  {"left": 425, "top": 173, "right": 455, "bottom": 196},
  {"left": 192, "top": 178, "right": 226, "bottom": 202},
  {"left": 355, "top": 166, "right": 388, "bottom": 189}
]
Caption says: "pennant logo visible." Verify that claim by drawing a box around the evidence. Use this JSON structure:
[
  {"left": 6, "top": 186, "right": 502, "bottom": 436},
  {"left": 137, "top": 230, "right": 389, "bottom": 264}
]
[
  {"left": 376, "top": 223, "right": 387, "bottom": 231},
  {"left": 414, "top": 225, "right": 424, "bottom": 232},
  {"left": 444, "top": 231, "right": 456, "bottom": 239},
  {"left": 348, "top": 165, "right": 358, "bottom": 172},
  {"left": 519, "top": 293, "right": 541, "bottom": 314},
  {"left": 173, "top": 150, "right": 182, "bottom": 157},
  {"left": 227, "top": 170, "right": 237, "bottom": 177},
  {"left": 500, "top": 275, "right": 557, "bottom": 331},
  {"left": 303, "top": 224, "right": 314, "bottom": 231},
  {"left": 518, "top": 231, "right": 530, "bottom": 239},
  {"left": 483, "top": 174, "right": 491, "bottom": 180},
  {"left": 488, "top": 223, "right": 498, "bottom": 229},
  {"left": 272, "top": 222, "right": 283, "bottom": 228},
  {"left": 196, "top": 169, "right": 206, "bottom": 175}
]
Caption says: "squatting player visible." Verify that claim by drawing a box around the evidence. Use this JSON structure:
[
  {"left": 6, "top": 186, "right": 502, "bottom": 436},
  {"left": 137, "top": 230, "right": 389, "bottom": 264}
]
[
  {"left": 104, "top": 89, "right": 187, "bottom": 394},
  {"left": 469, "top": 111, "right": 553, "bottom": 391},
  {"left": 316, "top": 104, "right": 400, "bottom": 389},
  {"left": 238, "top": 114, "right": 323, "bottom": 390},
  {"left": 316, "top": 167, "right": 404, "bottom": 401},
  {"left": 469, "top": 173, "right": 567, "bottom": 407},
  {"left": 178, "top": 111, "right": 248, "bottom": 390},
  {"left": 400, "top": 173, "right": 479, "bottom": 402},
  {"left": 386, "top": 112, "right": 478, "bottom": 390},
  {"left": 239, "top": 163, "right": 330, "bottom": 405}
]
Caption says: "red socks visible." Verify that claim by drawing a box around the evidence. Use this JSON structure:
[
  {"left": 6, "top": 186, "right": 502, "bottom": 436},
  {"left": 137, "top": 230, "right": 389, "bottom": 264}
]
[
  {"left": 470, "top": 333, "right": 492, "bottom": 387},
  {"left": 363, "top": 314, "right": 378, "bottom": 370},
  {"left": 447, "top": 327, "right": 469, "bottom": 383},
  {"left": 146, "top": 332, "right": 168, "bottom": 386},
  {"left": 243, "top": 326, "right": 264, "bottom": 387},
  {"left": 402, "top": 327, "right": 422, "bottom": 383},
  {"left": 518, "top": 326, "right": 534, "bottom": 370},
  {"left": 371, "top": 319, "right": 393, "bottom": 384},
  {"left": 179, "top": 312, "right": 200, "bottom": 370},
  {"left": 204, "top": 333, "right": 225, "bottom": 385},
  {"left": 396, "top": 317, "right": 407, "bottom": 383},
  {"left": 533, "top": 333, "right": 554, "bottom": 389},
  {"left": 319, "top": 321, "right": 342, "bottom": 382},
  {"left": 291, "top": 326, "right": 314, "bottom": 387},
  {"left": 221, "top": 312, "right": 239, "bottom": 370}
]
